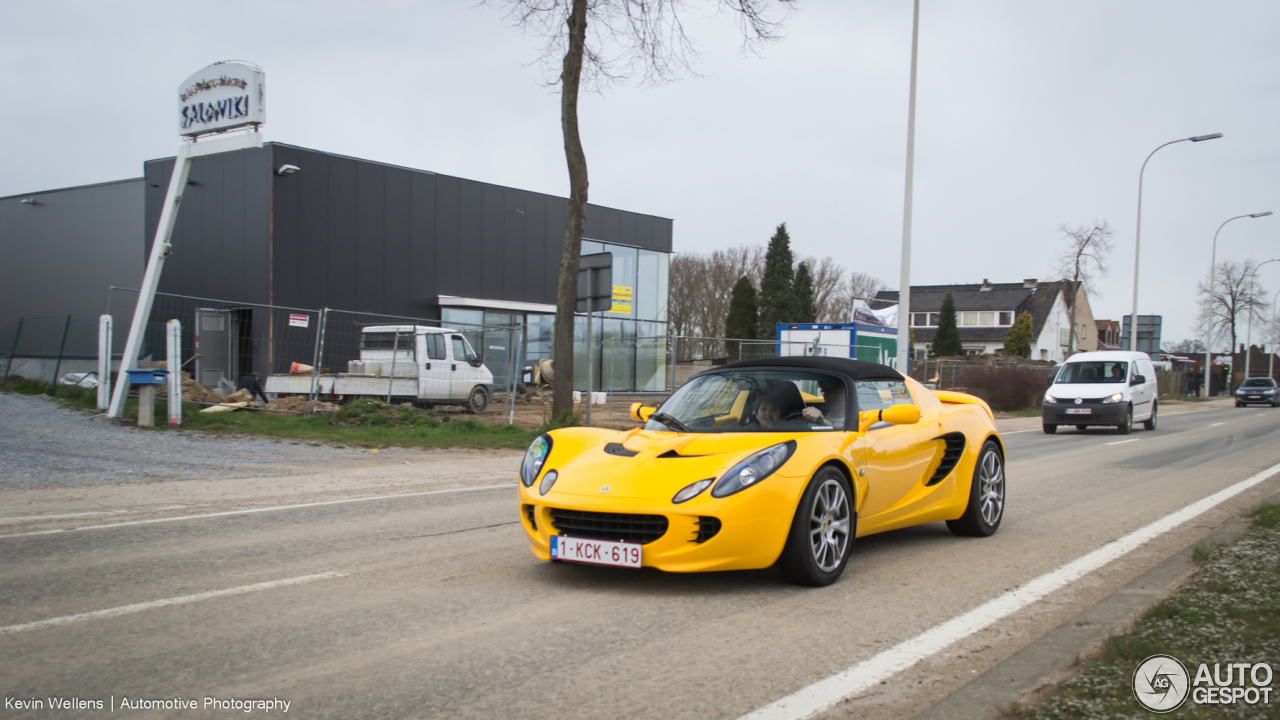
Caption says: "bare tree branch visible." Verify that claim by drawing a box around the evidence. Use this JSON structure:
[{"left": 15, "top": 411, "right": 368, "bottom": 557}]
[{"left": 1196, "top": 259, "right": 1270, "bottom": 352}]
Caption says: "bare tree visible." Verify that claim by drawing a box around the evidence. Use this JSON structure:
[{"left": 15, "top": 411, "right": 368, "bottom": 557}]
[
  {"left": 1052, "top": 221, "right": 1113, "bottom": 354},
  {"left": 797, "top": 256, "right": 847, "bottom": 322},
  {"left": 836, "top": 271, "right": 889, "bottom": 321},
  {"left": 496, "top": 0, "right": 791, "bottom": 415},
  {"left": 1162, "top": 338, "right": 1206, "bottom": 355},
  {"left": 1196, "top": 259, "right": 1270, "bottom": 353}
]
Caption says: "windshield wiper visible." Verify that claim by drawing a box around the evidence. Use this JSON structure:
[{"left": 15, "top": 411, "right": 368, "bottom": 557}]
[{"left": 648, "top": 412, "right": 692, "bottom": 433}]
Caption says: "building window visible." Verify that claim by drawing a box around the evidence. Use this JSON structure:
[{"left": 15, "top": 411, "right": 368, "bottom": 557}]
[
  {"left": 911, "top": 312, "right": 930, "bottom": 327},
  {"left": 929, "top": 312, "right": 941, "bottom": 326},
  {"left": 1080, "top": 324, "right": 1087, "bottom": 340},
  {"left": 999, "top": 311, "right": 1014, "bottom": 326},
  {"left": 979, "top": 311, "right": 995, "bottom": 326},
  {"left": 961, "top": 312, "right": 977, "bottom": 326},
  {"left": 1060, "top": 328, "right": 1069, "bottom": 346}
]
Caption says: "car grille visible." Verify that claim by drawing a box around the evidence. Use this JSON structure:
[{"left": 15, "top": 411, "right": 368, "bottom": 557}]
[
  {"left": 694, "top": 517, "right": 721, "bottom": 543},
  {"left": 523, "top": 504, "right": 537, "bottom": 531},
  {"left": 548, "top": 508, "right": 669, "bottom": 545}
]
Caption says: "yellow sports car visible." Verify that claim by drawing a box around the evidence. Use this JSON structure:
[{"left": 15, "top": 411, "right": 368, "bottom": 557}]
[{"left": 518, "top": 357, "right": 1005, "bottom": 586}]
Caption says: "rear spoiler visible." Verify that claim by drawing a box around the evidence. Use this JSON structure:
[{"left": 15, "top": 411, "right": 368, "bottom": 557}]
[{"left": 933, "top": 390, "right": 993, "bottom": 420}]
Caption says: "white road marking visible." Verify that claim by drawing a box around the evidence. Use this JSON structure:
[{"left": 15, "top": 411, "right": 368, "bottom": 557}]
[
  {"left": 739, "top": 460, "right": 1280, "bottom": 720},
  {"left": 0, "top": 505, "right": 188, "bottom": 526},
  {"left": 1209, "top": 422, "right": 1225, "bottom": 427},
  {"left": 1000, "top": 429, "right": 1037, "bottom": 435},
  {"left": 1104, "top": 439, "right": 1141, "bottom": 446},
  {"left": 0, "top": 484, "right": 517, "bottom": 540},
  {"left": 0, "top": 572, "right": 345, "bottom": 635}
]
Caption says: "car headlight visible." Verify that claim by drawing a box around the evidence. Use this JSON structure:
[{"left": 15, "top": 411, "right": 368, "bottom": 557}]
[
  {"left": 1044, "top": 394, "right": 1059, "bottom": 404},
  {"left": 539, "top": 470, "right": 559, "bottom": 495},
  {"left": 672, "top": 478, "right": 713, "bottom": 504},
  {"left": 711, "top": 441, "right": 796, "bottom": 499},
  {"left": 1101, "top": 393, "right": 1124, "bottom": 404},
  {"left": 521, "top": 434, "right": 552, "bottom": 487}
]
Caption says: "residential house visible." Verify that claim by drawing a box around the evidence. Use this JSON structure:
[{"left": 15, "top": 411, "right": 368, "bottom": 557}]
[
  {"left": 875, "top": 278, "right": 1096, "bottom": 362},
  {"left": 1095, "top": 319, "right": 1123, "bottom": 350}
]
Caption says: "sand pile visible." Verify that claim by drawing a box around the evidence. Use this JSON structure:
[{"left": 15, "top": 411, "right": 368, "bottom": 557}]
[{"left": 265, "top": 396, "right": 339, "bottom": 414}]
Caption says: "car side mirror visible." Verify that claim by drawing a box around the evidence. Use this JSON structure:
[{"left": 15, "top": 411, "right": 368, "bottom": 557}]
[
  {"left": 857, "top": 404, "right": 921, "bottom": 434},
  {"left": 630, "top": 403, "right": 656, "bottom": 423},
  {"left": 1131, "top": 375, "right": 1144, "bottom": 385}
]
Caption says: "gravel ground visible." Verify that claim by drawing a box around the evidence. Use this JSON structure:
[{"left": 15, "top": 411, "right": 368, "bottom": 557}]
[{"left": 0, "top": 393, "right": 410, "bottom": 487}]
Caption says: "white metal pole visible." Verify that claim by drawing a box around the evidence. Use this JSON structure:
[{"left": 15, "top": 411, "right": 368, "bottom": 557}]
[
  {"left": 1270, "top": 287, "right": 1279, "bottom": 381},
  {"left": 166, "top": 319, "right": 182, "bottom": 426},
  {"left": 1245, "top": 258, "right": 1280, "bottom": 381},
  {"left": 586, "top": 310, "right": 593, "bottom": 426},
  {"left": 109, "top": 145, "right": 193, "bottom": 417},
  {"left": 895, "top": 0, "right": 920, "bottom": 373},
  {"left": 97, "top": 315, "right": 112, "bottom": 409},
  {"left": 1203, "top": 213, "right": 1270, "bottom": 396}
]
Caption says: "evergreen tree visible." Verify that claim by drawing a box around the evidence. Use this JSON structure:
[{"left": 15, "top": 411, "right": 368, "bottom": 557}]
[
  {"left": 758, "top": 223, "right": 795, "bottom": 336},
  {"left": 930, "top": 293, "right": 964, "bottom": 357},
  {"left": 793, "top": 262, "right": 817, "bottom": 323},
  {"left": 724, "top": 276, "right": 759, "bottom": 360},
  {"left": 1002, "top": 311, "right": 1034, "bottom": 358}
]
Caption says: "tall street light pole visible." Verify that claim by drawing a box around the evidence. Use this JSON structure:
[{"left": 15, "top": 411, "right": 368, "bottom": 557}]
[
  {"left": 896, "top": 0, "right": 920, "bottom": 373},
  {"left": 1244, "top": 258, "right": 1279, "bottom": 380},
  {"left": 1271, "top": 286, "right": 1280, "bottom": 382},
  {"left": 1130, "top": 133, "right": 1222, "bottom": 360},
  {"left": 1202, "top": 211, "right": 1271, "bottom": 397}
]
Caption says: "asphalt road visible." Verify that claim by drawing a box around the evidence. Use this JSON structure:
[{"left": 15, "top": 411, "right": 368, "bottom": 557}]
[{"left": 2, "top": 403, "right": 1278, "bottom": 720}]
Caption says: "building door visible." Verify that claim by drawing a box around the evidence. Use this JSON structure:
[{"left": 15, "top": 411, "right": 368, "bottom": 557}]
[{"left": 195, "top": 308, "right": 231, "bottom": 388}]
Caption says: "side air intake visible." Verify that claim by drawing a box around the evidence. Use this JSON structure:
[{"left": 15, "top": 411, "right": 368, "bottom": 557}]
[{"left": 926, "top": 433, "right": 966, "bottom": 486}]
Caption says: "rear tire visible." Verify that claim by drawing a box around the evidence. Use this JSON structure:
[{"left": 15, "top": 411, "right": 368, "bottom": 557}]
[
  {"left": 1042, "top": 423, "right": 1057, "bottom": 434},
  {"left": 1117, "top": 407, "right": 1133, "bottom": 434},
  {"left": 1143, "top": 402, "right": 1157, "bottom": 431},
  {"left": 468, "top": 386, "right": 489, "bottom": 413},
  {"left": 947, "top": 440, "right": 1005, "bottom": 537},
  {"left": 778, "top": 467, "right": 855, "bottom": 587}
]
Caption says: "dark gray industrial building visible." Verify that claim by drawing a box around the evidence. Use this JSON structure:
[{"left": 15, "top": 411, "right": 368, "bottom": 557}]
[{"left": 3, "top": 142, "right": 673, "bottom": 391}]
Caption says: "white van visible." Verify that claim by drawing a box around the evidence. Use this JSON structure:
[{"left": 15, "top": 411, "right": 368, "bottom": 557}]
[{"left": 1041, "top": 351, "right": 1158, "bottom": 434}]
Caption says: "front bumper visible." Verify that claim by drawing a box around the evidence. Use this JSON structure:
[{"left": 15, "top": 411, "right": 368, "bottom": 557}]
[
  {"left": 1042, "top": 402, "right": 1128, "bottom": 425},
  {"left": 1237, "top": 393, "right": 1277, "bottom": 405},
  {"left": 517, "top": 476, "right": 804, "bottom": 573}
]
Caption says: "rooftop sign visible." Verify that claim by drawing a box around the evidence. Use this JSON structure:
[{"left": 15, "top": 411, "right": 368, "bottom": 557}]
[{"left": 178, "top": 61, "right": 265, "bottom": 137}]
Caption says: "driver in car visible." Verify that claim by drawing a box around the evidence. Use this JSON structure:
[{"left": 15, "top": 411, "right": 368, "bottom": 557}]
[{"left": 802, "top": 379, "right": 847, "bottom": 428}]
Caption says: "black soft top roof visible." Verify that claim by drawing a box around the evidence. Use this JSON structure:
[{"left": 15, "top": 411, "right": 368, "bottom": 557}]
[{"left": 715, "top": 356, "right": 904, "bottom": 381}]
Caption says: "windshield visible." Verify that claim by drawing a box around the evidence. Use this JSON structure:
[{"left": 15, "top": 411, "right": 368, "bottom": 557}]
[
  {"left": 1055, "top": 361, "right": 1128, "bottom": 384},
  {"left": 647, "top": 371, "right": 845, "bottom": 433},
  {"left": 1242, "top": 378, "right": 1276, "bottom": 387}
]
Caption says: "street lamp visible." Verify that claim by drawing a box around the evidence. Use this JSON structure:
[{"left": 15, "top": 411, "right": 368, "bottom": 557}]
[
  {"left": 1202, "top": 211, "right": 1272, "bottom": 397},
  {"left": 1131, "top": 133, "right": 1222, "bottom": 361},
  {"left": 896, "top": 0, "right": 921, "bottom": 372},
  {"left": 1244, "top": 258, "right": 1280, "bottom": 380}
]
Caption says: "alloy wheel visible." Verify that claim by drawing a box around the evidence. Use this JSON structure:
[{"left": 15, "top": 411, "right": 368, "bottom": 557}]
[
  {"left": 808, "top": 478, "right": 851, "bottom": 571},
  {"left": 978, "top": 449, "right": 1005, "bottom": 527}
]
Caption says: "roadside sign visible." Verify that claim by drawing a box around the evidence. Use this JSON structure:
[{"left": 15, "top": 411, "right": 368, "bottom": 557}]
[{"left": 289, "top": 314, "right": 310, "bottom": 328}]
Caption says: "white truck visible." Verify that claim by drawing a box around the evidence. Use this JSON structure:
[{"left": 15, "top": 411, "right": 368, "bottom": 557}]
[{"left": 264, "top": 325, "right": 494, "bottom": 411}]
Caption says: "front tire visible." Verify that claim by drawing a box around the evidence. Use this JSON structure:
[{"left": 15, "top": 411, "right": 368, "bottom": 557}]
[
  {"left": 1117, "top": 406, "right": 1133, "bottom": 434},
  {"left": 1043, "top": 423, "right": 1057, "bottom": 434},
  {"left": 1143, "top": 402, "right": 1157, "bottom": 431},
  {"left": 468, "top": 386, "right": 489, "bottom": 413},
  {"left": 778, "top": 467, "right": 855, "bottom": 587},
  {"left": 947, "top": 440, "right": 1005, "bottom": 537}
]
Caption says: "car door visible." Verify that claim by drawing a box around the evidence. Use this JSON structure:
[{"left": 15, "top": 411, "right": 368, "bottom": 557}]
[
  {"left": 449, "top": 334, "right": 480, "bottom": 400},
  {"left": 1130, "top": 357, "right": 1155, "bottom": 420},
  {"left": 418, "top": 332, "right": 451, "bottom": 400},
  {"left": 857, "top": 380, "right": 938, "bottom": 518}
]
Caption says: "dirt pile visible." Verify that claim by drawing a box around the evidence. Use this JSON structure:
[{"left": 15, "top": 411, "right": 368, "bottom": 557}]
[
  {"left": 265, "top": 396, "right": 339, "bottom": 414},
  {"left": 329, "top": 399, "right": 446, "bottom": 429}
]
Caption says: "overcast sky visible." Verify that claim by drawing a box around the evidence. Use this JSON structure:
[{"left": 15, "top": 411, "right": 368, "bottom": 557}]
[{"left": 3, "top": 1, "right": 1278, "bottom": 346}]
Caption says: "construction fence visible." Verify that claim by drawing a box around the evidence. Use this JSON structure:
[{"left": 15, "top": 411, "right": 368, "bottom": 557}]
[
  {"left": 106, "top": 288, "right": 524, "bottom": 418},
  {"left": 0, "top": 317, "right": 102, "bottom": 385}
]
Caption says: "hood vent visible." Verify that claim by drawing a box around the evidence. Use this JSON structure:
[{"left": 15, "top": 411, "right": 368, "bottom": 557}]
[
  {"left": 603, "top": 442, "right": 638, "bottom": 457},
  {"left": 657, "top": 449, "right": 706, "bottom": 458}
]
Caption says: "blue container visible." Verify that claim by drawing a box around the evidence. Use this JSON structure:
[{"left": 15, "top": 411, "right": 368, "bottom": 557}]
[{"left": 125, "top": 368, "right": 170, "bottom": 385}]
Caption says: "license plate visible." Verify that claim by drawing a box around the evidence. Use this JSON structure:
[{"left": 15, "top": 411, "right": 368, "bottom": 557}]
[
  {"left": 550, "top": 536, "right": 642, "bottom": 568},
  {"left": 1065, "top": 408, "right": 1091, "bottom": 415},
  {"left": 1248, "top": 396, "right": 1261, "bottom": 400}
]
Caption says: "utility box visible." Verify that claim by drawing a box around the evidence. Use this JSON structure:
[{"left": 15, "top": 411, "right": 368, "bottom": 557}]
[{"left": 776, "top": 323, "right": 901, "bottom": 370}]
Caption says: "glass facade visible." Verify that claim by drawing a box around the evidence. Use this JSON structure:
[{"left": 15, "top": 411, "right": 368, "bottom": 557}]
[{"left": 442, "top": 239, "right": 669, "bottom": 392}]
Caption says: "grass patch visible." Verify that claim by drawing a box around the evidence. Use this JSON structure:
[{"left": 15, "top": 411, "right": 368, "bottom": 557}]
[
  {"left": 1016, "top": 503, "right": 1280, "bottom": 719},
  {"left": 1, "top": 377, "right": 553, "bottom": 450}
]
